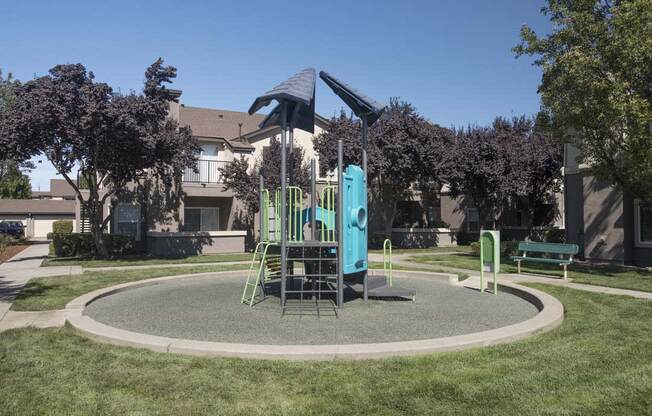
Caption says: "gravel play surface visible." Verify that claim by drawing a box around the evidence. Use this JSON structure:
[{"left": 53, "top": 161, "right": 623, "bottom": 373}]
[{"left": 84, "top": 274, "right": 539, "bottom": 345}]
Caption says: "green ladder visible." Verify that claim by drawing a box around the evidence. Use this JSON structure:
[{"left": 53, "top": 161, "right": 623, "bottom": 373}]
[{"left": 241, "top": 242, "right": 278, "bottom": 306}]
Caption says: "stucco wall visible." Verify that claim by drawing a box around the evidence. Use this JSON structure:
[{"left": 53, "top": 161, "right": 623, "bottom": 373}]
[{"left": 582, "top": 176, "right": 624, "bottom": 262}]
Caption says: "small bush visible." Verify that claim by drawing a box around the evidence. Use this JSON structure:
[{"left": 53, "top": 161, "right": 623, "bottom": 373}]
[
  {"left": 469, "top": 239, "right": 519, "bottom": 258},
  {"left": 470, "top": 241, "right": 480, "bottom": 256},
  {"left": 0, "top": 234, "right": 12, "bottom": 254},
  {"left": 501, "top": 240, "right": 520, "bottom": 257},
  {"left": 51, "top": 233, "right": 135, "bottom": 257},
  {"left": 52, "top": 220, "right": 73, "bottom": 234}
]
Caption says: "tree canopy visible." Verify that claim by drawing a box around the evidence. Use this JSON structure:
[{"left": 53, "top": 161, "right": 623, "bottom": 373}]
[
  {"left": 448, "top": 116, "right": 562, "bottom": 230},
  {"left": 515, "top": 0, "right": 652, "bottom": 204},
  {"left": 315, "top": 99, "right": 455, "bottom": 235},
  {"left": 0, "top": 59, "right": 199, "bottom": 256},
  {"left": 0, "top": 70, "right": 31, "bottom": 199}
]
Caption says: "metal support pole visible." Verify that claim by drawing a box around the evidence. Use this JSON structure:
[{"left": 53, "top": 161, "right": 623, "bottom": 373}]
[
  {"left": 259, "top": 175, "right": 265, "bottom": 243},
  {"left": 280, "top": 102, "right": 288, "bottom": 309},
  {"left": 288, "top": 126, "right": 294, "bottom": 186},
  {"left": 310, "top": 159, "right": 316, "bottom": 241},
  {"left": 337, "top": 140, "right": 344, "bottom": 309},
  {"left": 361, "top": 114, "right": 369, "bottom": 301}
]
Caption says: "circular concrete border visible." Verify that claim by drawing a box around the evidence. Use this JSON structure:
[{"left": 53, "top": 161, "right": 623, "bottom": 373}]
[{"left": 65, "top": 270, "right": 564, "bottom": 360}]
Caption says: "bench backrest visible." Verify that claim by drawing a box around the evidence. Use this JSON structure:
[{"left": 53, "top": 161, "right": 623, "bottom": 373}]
[{"left": 517, "top": 241, "right": 579, "bottom": 255}]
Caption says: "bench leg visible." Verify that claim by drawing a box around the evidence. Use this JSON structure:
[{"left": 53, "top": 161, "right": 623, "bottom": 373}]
[{"left": 563, "top": 264, "right": 568, "bottom": 280}]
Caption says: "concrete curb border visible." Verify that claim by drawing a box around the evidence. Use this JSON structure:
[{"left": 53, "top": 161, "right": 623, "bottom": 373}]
[{"left": 65, "top": 270, "right": 564, "bottom": 360}]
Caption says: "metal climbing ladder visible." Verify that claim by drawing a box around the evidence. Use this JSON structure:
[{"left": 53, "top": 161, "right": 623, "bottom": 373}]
[{"left": 241, "top": 242, "right": 280, "bottom": 306}]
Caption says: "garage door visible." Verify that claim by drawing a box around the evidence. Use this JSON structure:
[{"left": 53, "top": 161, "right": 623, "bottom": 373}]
[{"left": 33, "top": 219, "right": 57, "bottom": 238}]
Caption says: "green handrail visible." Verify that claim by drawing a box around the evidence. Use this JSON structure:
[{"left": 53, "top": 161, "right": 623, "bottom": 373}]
[
  {"left": 320, "top": 185, "right": 336, "bottom": 242},
  {"left": 383, "top": 239, "right": 393, "bottom": 287},
  {"left": 287, "top": 186, "right": 303, "bottom": 242}
]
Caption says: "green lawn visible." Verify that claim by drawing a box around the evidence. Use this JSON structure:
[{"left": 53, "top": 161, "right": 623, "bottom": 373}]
[
  {"left": 41, "top": 252, "right": 253, "bottom": 268},
  {"left": 0, "top": 285, "right": 650, "bottom": 415},
  {"left": 410, "top": 252, "right": 652, "bottom": 292},
  {"left": 368, "top": 261, "right": 469, "bottom": 281},
  {"left": 11, "top": 264, "right": 250, "bottom": 312},
  {"left": 369, "top": 245, "right": 471, "bottom": 255}
]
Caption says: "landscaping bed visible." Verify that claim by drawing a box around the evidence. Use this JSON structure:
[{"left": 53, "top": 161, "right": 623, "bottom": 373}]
[
  {"left": 0, "top": 243, "right": 29, "bottom": 264},
  {"left": 0, "top": 285, "right": 650, "bottom": 415}
]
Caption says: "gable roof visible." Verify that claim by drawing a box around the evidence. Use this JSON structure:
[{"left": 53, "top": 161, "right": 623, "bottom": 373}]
[{"left": 179, "top": 106, "right": 265, "bottom": 149}]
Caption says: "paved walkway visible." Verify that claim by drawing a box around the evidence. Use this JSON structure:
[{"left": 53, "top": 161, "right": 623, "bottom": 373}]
[{"left": 0, "top": 242, "right": 81, "bottom": 325}]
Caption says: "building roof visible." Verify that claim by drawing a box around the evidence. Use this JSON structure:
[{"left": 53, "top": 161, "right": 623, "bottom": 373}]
[
  {"left": 31, "top": 179, "right": 77, "bottom": 199},
  {"left": 0, "top": 199, "right": 75, "bottom": 215},
  {"left": 179, "top": 106, "right": 266, "bottom": 149}
]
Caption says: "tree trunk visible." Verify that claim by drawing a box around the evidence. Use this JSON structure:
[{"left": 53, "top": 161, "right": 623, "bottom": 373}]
[{"left": 90, "top": 199, "right": 108, "bottom": 258}]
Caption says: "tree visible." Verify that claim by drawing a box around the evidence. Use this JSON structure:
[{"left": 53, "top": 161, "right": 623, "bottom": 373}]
[
  {"left": 315, "top": 99, "right": 455, "bottom": 236},
  {"left": 0, "top": 59, "right": 199, "bottom": 256},
  {"left": 515, "top": 0, "right": 652, "bottom": 204},
  {"left": 0, "top": 70, "right": 32, "bottom": 199},
  {"left": 447, "top": 116, "right": 562, "bottom": 231},
  {"left": 220, "top": 136, "right": 310, "bottom": 246},
  {"left": 0, "top": 161, "right": 31, "bottom": 199}
]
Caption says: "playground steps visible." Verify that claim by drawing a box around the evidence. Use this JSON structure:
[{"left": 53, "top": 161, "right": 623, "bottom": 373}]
[{"left": 367, "top": 275, "right": 416, "bottom": 301}]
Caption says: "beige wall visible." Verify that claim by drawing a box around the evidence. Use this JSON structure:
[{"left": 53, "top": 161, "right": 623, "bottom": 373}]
[{"left": 582, "top": 176, "right": 625, "bottom": 262}]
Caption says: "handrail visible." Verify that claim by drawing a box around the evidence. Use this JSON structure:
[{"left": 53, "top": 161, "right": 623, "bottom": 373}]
[
  {"left": 287, "top": 186, "right": 303, "bottom": 242},
  {"left": 383, "top": 239, "right": 393, "bottom": 287},
  {"left": 320, "top": 185, "right": 336, "bottom": 242}
]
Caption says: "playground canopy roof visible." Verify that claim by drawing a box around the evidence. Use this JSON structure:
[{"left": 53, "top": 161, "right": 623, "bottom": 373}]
[
  {"left": 259, "top": 92, "right": 315, "bottom": 133},
  {"left": 319, "top": 71, "right": 386, "bottom": 126},
  {"left": 248, "top": 67, "right": 316, "bottom": 116}
]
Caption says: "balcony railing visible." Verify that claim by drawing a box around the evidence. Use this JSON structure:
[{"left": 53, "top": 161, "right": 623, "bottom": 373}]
[{"left": 182, "top": 159, "right": 230, "bottom": 184}]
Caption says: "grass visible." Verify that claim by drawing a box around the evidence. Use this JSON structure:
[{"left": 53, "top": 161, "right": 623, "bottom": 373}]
[
  {"left": 0, "top": 285, "right": 650, "bottom": 415},
  {"left": 369, "top": 245, "right": 471, "bottom": 255},
  {"left": 410, "top": 252, "right": 652, "bottom": 292},
  {"left": 41, "top": 252, "right": 253, "bottom": 268},
  {"left": 368, "top": 261, "right": 469, "bottom": 281},
  {"left": 11, "top": 264, "right": 250, "bottom": 312}
]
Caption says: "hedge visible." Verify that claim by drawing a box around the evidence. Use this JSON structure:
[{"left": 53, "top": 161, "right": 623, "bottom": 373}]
[
  {"left": 50, "top": 233, "right": 135, "bottom": 258},
  {"left": 52, "top": 220, "right": 73, "bottom": 235}
]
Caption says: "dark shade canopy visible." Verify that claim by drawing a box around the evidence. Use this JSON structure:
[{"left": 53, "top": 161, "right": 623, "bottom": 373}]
[
  {"left": 319, "top": 71, "right": 386, "bottom": 126},
  {"left": 248, "top": 68, "right": 316, "bottom": 116},
  {"left": 259, "top": 90, "right": 315, "bottom": 133}
]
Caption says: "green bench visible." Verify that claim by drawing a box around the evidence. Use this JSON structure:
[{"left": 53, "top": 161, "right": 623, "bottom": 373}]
[{"left": 511, "top": 241, "right": 579, "bottom": 279}]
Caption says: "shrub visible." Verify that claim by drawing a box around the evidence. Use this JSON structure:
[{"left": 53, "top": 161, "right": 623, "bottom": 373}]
[
  {"left": 0, "top": 234, "right": 12, "bottom": 254},
  {"left": 470, "top": 241, "right": 480, "bottom": 256},
  {"left": 51, "top": 233, "right": 135, "bottom": 257},
  {"left": 52, "top": 220, "right": 73, "bottom": 235},
  {"left": 469, "top": 239, "right": 519, "bottom": 258},
  {"left": 501, "top": 240, "right": 520, "bottom": 257}
]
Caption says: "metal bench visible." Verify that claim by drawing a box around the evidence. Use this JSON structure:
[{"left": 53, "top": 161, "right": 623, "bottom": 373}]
[{"left": 511, "top": 241, "right": 579, "bottom": 279}]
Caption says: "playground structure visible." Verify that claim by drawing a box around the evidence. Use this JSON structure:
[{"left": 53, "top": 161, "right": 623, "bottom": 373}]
[{"left": 241, "top": 68, "right": 415, "bottom": 313}]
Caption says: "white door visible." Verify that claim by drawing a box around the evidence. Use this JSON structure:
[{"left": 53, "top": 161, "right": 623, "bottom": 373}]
[{"left": 33, "top": 219, "right": 57, "bottom": 238}]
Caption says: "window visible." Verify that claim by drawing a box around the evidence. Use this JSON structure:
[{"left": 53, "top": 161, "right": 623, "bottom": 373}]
[
  {"left": 183, "top": 207, "right": 219, "bottom": 232},
  {"left": 466, "top": 208, "right": 480, "bottom": 232},
  {"left": 115, "top": 203, "right": 140, "bottom": 241},
  {"left": 635, "top": 201, "right": 652, "bottom": 247}
]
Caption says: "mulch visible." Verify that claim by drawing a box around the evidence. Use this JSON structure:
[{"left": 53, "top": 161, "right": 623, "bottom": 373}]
[{"left": 0, "top": 244, "right": 30, "bottom": 264}]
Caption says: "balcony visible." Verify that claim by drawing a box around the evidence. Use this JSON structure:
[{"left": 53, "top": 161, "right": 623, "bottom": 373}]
[{"left": 182, "top": 159, "right": 230, "bottom": 184}]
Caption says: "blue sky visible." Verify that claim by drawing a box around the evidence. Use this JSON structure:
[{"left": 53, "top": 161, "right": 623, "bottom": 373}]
[{"left": 1, "top": 0, "right": 550, "bottom": 191}]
